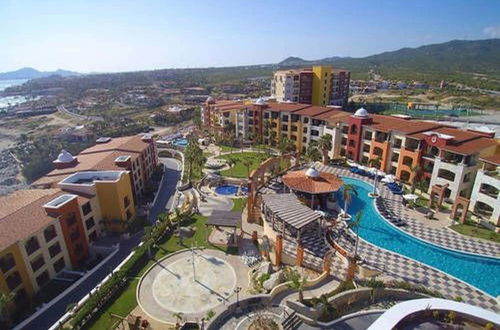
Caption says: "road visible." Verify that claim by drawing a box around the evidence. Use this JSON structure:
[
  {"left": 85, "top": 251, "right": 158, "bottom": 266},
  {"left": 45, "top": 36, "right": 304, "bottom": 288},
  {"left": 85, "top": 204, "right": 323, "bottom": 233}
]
[
  {"left": 148, "top": 157, "right": 182, "bottom": 223},
  {"left": 57, "top": 105, "right": 104, "bottom": 121},
  {"left": 19, "top": 157, "right": 181, "bottom": 330}
]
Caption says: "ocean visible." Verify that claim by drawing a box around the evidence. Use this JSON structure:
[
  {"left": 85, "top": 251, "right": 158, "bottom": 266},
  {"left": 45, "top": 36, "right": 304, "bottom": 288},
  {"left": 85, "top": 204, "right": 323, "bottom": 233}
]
[{"left": 0, "top": 79, "right": 29, "bottom": 109}]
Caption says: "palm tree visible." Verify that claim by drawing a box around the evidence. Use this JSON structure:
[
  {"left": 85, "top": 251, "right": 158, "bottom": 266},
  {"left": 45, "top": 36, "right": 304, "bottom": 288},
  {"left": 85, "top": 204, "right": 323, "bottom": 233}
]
[
  {"left": 410, "top": 164, "right": 421, "bottom": 193},
  {"left": 243, "top": 158, "right": 253, "bottom": 178},
  {"left": 348, "top": 211, "right": 363, "bottom": 259},
  {"left": 0, "top": 292, "right": 14, "bottom": 327},
  {"left": 305, "top": 141, "right": 321, "bottom": 163},
  {"left": 278, "top": 136, "right": 295, "bottom": 157},
  {"left": 318, "top": 134, "right": 332, "bottom": 165},
  {"left": 287, "top": 270, "right": 308, "bottom": 303},
  {"left": 342, "top": 184, "right": 358, "bottom": 217},
  {"left": 368, "top": 157, "right": 381, "bottom": 196},
  {"left": 313, "top": 294, "right": 335, "bottom": 321},
  {"left": 172, "top": 312, "right": 184, "bottom": 329}
]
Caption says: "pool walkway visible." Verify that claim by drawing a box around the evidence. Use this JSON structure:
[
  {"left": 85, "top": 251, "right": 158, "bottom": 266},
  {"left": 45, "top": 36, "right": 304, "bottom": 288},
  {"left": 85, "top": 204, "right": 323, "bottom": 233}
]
[
  {"left": 314, "top": 163, "right": 500, "bottom": 258},
  {"left": 314, "top": 163, "right": 499, "bottom": 313}
]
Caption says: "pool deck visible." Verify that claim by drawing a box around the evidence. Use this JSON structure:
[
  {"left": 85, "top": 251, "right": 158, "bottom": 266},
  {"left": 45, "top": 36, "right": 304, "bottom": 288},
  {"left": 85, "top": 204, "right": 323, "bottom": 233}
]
[
  {"left": 314, "top": 163, "right": 499, "bottom": 313},
  {"left": 315, "top": 163, "right": 500, "bottom": 258}
]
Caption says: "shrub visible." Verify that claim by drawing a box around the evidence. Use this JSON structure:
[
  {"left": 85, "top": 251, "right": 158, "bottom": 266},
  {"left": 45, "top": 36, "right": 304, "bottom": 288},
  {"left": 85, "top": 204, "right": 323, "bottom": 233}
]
[
  {"left": 258, "top": 273, "right": 270, "bottom": 286},
  {"left": 364, "top": 278, "right": 385, "bottom": 289}
]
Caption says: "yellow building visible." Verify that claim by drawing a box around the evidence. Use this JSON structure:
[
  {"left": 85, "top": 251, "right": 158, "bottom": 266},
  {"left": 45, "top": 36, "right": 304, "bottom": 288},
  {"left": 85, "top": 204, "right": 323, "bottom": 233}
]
[{"left": 312, "top": 66, "right": 332, "bottom": 106}]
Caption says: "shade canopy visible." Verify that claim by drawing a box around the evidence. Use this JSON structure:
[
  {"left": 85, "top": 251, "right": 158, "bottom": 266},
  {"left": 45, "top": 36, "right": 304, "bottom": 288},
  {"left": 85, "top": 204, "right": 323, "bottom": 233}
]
[
  {"left": 262, "top": 193, "right": 322, "bottom": 230},
  {"left": 206, "top": 210, "right": 241, "bottom": 227},
  {"left": 282, "top": 168, "right": 343, "bottom": 194}
]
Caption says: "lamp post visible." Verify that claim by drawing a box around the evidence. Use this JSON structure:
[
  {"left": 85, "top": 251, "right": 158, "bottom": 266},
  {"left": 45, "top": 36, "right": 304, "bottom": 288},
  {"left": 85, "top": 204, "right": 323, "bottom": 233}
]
[{"left": 234, "top": 286, "right": 242, "bottom": 307}]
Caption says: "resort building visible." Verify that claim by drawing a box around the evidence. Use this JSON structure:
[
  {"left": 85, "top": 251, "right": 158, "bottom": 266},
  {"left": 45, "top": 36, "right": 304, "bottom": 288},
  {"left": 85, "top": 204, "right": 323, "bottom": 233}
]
[
  {"left": 33, "top": 134, "right": 158, "bottom": 201},
  {"left": 0, "top": 189, "right": 79, "bottom": 311},
  {"left": 469, "top": 154, "right": 500, "bottom": 231},
  {"left": 203, "top": 98, "right": 499, "bottom": 207},
  {"left": 271, "top": 66, "right": 350, "bottom": 106}
]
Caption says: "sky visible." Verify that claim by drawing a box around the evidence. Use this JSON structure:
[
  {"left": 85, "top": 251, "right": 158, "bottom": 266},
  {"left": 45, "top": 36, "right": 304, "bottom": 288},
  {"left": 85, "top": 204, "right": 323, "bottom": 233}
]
[{"left": 1, "top": 0, "right": 499, "bottom": 73}]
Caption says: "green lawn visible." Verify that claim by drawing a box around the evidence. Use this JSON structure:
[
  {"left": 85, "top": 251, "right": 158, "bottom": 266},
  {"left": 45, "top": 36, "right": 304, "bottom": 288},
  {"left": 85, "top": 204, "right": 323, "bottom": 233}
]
[
  {"left": 450, "top": 222, "right": 500, "bottom": 243},
  {"left": 232, "top": 198, "right": 247, "bottom": 212},
  {"left": 88, "top": 214, "right": 230, "bottom": 329},
  {"left": 220, "top": 145, "right": 240, "bottom": 152},
  {"left": 218, "top": 152, "right": 269, "bottom": 178}
]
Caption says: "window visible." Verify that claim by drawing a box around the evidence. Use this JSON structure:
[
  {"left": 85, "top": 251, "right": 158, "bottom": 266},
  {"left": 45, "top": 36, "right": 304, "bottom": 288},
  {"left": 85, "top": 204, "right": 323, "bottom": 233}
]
[
  {"left": 291, "top": 126, "right": 298, "bottom": 132},
  {"left": 281, "top": 124, "right": 288, "bottom": 131},
  {"left": 49, "top": 242, "right": 61, "bottom": 258},
  {"left": 0, "top": 253, "right": 16, "bottom": 273},
  {"left": 44, "top": 225, "right": 57, "bottom": 243},
  {"left": 53, "top": 258, "right": 66, "bottom": 273},
  {"left": 6, "top": 271, "right": 22, "bottom": 290},
  {"left": 25, "top": 237, "right": 40, "bottom": 256},
  {"left": 303, "top": 127, "right": 307, "bottom": 134},
  {"left": 30, "top": 255, "right": 45, "bottom": 273},
  {"left": 89, "top": 231, "right": 97, "bottom": 242},
  {"left": 124, "top": 196, "right": 130, "bottom": 208},
  {"left": 302, "top": 137, "right": 307, "bottom": 143},
  {"left": 81, "top": 202, "right": 92, "bottom": 216},
  {"left": 350, "top": 125, "right": 357, "bottom": 134},
  {"left": 303, "top": 117, "right": 309, "bottom": 124},
  {"left": 311, "top": 130, "right": 319, "bottom": 136},
  {"left": 85, "top": 217, "right": 95, "bottom": 230},
  {"left": 36, "top": 271, "right": 50, "bottom": 288},
  {"left": 402, "top": 156, "right": 413, "bottom": 167},
  {"left": 348, "top": 140, "right": 356, "bottom": 147},
  {"left": 264, "top": 112, "right": 269, "bottom": 119}
]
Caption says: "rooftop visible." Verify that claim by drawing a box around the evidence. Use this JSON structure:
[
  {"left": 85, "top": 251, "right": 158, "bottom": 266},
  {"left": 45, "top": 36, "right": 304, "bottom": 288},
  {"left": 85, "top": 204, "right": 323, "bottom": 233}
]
[
  {"left": 262, "top": 193, "right": 322, "bottom": 230},
  {"left": 282, "top": 168, "right": 343, "bottom": 194},
  {"left": 0, "top": 189, "right": 63, "bottom": 251}
]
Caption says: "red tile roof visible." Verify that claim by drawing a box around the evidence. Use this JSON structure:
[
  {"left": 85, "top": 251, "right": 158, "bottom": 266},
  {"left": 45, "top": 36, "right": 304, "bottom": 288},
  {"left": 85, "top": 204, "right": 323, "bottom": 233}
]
[
  {"left": 481, "top": 153, "right": 500, "bottom": 166},
  {"left": 294, "top": 106, "right": 333, "bottom": 117},
  {"left": 0, "top": 189, "right": 63, "bottom": 251},
  {"left": 282, "top": 170, "right": 343, "bottom": 194}
]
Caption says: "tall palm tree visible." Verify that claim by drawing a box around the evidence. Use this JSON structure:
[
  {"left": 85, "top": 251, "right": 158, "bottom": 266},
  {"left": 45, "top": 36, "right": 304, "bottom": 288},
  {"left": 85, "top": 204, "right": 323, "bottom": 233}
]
[
  {"left": 318, "top": 134, "right": 332, "bottom": 165},
  {"left": 368, "top": 157, "right": 382, "bottom": 196},
  {"left": 278, "top": 136, "right": 294, "bottom": 157},
  {"left": 348, "top": 211, "right": 362, "bottom": 259},
  {"left": 410, "top": 164, "right": 421, "bottom": 193},
  {"left": 342, "top": 184, "right": 358, "bottom": 217},
  {"left": 305, "top": 141, "right": 321, "bottom": 163}
]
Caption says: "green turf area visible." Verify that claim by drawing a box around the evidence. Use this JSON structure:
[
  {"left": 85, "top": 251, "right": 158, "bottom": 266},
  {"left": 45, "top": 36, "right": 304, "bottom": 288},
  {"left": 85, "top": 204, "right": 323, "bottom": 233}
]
[
  {"left": 450, "top": 222, "right": 500, "bottom": 243},
  {"left": 232, "top": 198, "right": 247, "bottom": 212},
  {"left": 218, "top": 152, "right": 269, "bottom": 178},
  {"left": 88, "top": 214, "right": 231, "bottom": 329}
]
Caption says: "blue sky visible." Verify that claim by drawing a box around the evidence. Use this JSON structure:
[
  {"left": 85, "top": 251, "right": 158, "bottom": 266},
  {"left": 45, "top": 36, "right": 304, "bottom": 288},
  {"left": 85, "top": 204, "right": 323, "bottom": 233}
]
[{"left": 1, "top": 0, "right": 499, "bottom": 73}]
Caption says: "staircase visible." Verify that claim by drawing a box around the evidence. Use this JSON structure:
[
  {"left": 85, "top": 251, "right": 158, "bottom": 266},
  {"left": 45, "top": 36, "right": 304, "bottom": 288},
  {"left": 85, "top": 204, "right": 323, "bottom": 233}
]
[
  {"left": 247, "top": 194, "right": 263, "bottom": 223},
  {"left": 281, "top": 311, "right": 303, "bottom": 330}
]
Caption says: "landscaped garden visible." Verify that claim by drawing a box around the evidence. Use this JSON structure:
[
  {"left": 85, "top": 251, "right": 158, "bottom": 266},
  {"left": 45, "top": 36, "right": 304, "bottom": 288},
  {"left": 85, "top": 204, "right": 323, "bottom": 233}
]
[
  {"left": 218, "top": 152, "right": 269, "bottom": 178},
  {"left": 450, "top": 221, "right": 500, "bottom": 243},
  {"left": 77, "top": 213, "right": 232, "bottom": 330}
]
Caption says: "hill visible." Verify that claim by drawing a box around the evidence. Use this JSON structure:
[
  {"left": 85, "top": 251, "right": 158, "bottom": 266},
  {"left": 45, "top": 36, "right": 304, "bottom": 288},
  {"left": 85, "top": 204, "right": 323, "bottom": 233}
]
[
  {"left": 277, "top": 39, "right": 500, "bottom": 89},
  {"left": 0, "top": 67, "right": 80, "bottom": 80}
]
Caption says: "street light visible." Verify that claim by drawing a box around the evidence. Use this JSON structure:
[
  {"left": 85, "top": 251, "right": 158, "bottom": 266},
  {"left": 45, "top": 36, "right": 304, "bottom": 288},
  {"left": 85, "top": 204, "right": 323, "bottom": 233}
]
[{"left": 234, "top": 286, "right": 242, "bottom": 307}]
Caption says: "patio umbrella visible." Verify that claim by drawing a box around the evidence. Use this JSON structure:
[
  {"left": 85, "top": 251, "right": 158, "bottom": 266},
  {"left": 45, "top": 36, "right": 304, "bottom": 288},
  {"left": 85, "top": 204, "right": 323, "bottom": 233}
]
[
  {"left": 358, "top": 165, "right": 368, "bottom": 172},
  {"left": 381, "top": 176, "right": 394, "bottom": 183},
  {"left": 347, "top": 160, "right": 358, "bottom": 167},
  {"left": 403, "top": 194, "right": 419, "bottom": 201}
]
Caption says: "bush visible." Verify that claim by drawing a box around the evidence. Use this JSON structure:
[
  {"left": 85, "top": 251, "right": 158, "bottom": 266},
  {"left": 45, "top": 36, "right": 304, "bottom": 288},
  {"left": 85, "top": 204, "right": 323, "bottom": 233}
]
[
  {"left": 363, "top": 278, "right": 385, "bottom": 289},
  {"left": 258, "top": 273, "right": 270, "bottom": 286}
]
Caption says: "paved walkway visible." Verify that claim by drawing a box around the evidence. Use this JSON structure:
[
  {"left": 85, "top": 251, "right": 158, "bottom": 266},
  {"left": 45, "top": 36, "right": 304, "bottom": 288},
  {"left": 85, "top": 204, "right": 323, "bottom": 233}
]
[{"left": 315, "top": 163, "right": 500, "bottom": 258}]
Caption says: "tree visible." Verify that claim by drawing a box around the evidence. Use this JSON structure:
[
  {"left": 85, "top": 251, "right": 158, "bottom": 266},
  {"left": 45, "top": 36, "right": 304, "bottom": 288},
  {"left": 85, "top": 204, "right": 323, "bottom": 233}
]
[
  {"left": 243, "top": 158, "right": 253, "bottom": 178},
  {"left": 305, "top": 141, "right": 322, "bottom": 163},
  {"left": 278, "top": 136, "right": 294, "bottom": 156},
  {"left": 318, "top": 134, "right": 332, "bottom": 165},
  {"left": 410, "top": 164, "right": 421, "bottom": 193},
  {"left": 287, "top": 269, "right": 308, "bottom": 303},
  {"left": 0, "top": 292, "right": 14, "bottom": 327},
  {"left": 313, "top": 294, "right": 336, "bottom": 321},
  {"left": 368, "top": 157, "right": 382, "bottom": 196},
  {"left": 348, "top": 211, "right": 363, "bottom": 259},
  {"left": 342, "top": 184, "right": 358, "bottom": 217},
  {"left": 184, "top": 136, "right": 204, "bottom": 183},
  {"left": 172, "top": 312, "right": 184, "bottom": 329}
]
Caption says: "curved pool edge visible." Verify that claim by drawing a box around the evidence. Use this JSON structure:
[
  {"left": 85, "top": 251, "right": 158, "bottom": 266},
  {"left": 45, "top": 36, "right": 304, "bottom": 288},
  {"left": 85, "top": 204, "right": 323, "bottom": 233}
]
[{"left": 340, "top": 176, "right": 500, "bottom": 301}]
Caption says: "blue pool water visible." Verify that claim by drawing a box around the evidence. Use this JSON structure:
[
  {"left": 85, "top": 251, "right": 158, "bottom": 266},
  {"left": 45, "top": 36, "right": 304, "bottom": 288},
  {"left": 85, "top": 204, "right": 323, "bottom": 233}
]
[
  {"left": 172, "top": 138, "right": 188, "bottom": 147},
  {"left": 338, "top": 176, "right": 500, "bottom": 297},
  {"left": 215, "top": 184, "right": 248, "bottom": 195}
]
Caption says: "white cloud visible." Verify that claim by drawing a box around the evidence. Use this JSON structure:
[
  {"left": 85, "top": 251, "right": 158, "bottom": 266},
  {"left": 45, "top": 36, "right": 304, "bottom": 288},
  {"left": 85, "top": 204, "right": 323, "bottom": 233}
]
[{"left": 483, "top": 25, "right": 500, "bottom": 38}]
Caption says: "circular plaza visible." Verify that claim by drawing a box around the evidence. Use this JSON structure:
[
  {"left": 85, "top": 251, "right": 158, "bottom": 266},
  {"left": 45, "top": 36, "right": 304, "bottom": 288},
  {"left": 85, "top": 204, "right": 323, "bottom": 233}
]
[{"left": 137, "top": 249, "right": 248, "bottom": 324}]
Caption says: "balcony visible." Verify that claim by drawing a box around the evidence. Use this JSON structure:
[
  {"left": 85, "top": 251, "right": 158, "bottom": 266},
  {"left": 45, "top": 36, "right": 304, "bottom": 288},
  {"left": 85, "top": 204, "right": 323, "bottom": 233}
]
[
  {"left": 404, "top": 139, "right": 420, "bottom": 152},
  {"left": 437, "top": 169, "right": 456, "bottom": 182},
  {"left": 479, "top": 183, "right": 499, "bottom": 199},
  {"left": 0, "top": 254, "right": 16, "bottom": 274},
  {"left": 374, "top": 132, "right": 388, "bottom": 143}
]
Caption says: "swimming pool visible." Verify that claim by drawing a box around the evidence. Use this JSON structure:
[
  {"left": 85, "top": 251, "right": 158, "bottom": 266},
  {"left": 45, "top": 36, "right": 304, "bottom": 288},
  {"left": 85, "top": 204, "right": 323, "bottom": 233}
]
[
  {"left": 215, "top": 184, "right": 248, "bottom": 196},
  {"left": 172, "top": 138, "right": 188, "bottom": 147},
  {"left": 338, "top": 176, "right": 500, "bottom": 297}
]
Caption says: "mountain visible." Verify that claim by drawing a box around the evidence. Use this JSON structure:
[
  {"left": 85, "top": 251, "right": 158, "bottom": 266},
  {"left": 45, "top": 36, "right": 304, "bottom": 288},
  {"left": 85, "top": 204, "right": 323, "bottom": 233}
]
[{"left": 0, "top": 67, "right": 80, "bottom": 80}]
